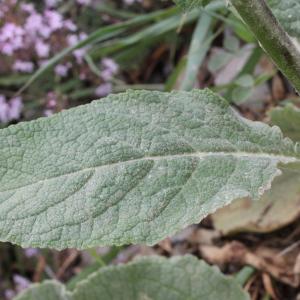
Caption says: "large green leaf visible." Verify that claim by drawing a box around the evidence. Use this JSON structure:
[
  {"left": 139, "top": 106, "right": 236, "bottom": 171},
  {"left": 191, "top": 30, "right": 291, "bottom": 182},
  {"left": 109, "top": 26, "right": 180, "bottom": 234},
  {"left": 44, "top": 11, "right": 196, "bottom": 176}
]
[
  {"left": 267, "top": 0, "right": 300, "bottom": 40},
  {"left": 15, "top": 281, "right": 71, "bottom": 300},
  {"left": 16, "top": 256, "right": 249, "bottom": 300},
  {"left": 0, "top": 89, "right": 299, "bottom": 250}
]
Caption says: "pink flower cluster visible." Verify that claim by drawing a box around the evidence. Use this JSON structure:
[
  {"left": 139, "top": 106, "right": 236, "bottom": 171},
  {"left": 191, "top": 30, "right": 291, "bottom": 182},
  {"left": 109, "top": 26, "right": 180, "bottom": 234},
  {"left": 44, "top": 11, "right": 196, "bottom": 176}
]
[
  {"left": 95, "top": 58, "right": 119, "bottom": 97},
  {"left": 0, "top": 23, "right": 24, "bottom": 55},
  {"left": 0, "top": 0, "right": 88, "bottom": 72},
  {"left": 5, "top": 274, "right": 31, "bottom": 300},
  {"left": 123, "top": 0, "right": 143, "bottom": 4},
  {"left": 0, "top": 0, "right": 121, "bottom": 124},
  {"left": 44, "top": 92, "right": 58, "bottom": 116},
  {"left": 0, "top": 95, "right": 23, "bottom": 123}
]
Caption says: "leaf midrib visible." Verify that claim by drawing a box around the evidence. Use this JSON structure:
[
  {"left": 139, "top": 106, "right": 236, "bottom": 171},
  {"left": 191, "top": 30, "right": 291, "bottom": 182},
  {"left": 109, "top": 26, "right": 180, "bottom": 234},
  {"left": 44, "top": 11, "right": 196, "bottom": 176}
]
[{"left": 0, "top": 151, "right": 297, "bottom": 194}]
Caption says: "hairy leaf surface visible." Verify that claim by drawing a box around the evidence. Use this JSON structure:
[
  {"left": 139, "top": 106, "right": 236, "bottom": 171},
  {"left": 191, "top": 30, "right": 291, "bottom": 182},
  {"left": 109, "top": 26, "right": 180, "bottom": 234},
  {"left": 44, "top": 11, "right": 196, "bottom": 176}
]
[
  {"left": 267, "top": 0, "right": 300, "bottom": 40},
  {"left": 16, "top": 256, "right": 249, "bottom": 300},
  {"left": 15, "top": 281, "right": 71, "bottom": 300},
  {"left": 0, "top": 89, "right": 299, "bottom": 249}
]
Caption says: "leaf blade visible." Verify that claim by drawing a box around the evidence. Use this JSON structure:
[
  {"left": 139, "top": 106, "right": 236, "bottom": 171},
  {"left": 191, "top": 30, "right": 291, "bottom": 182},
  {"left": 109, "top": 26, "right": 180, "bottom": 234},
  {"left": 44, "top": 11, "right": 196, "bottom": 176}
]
[
  {"left": 0, "top": 89, "right": 299, "bottom": 249},
  {"left": 15, "top": 281, "right": 71, "bottom": 300},
  {"left": 16, "top": 256, "right": 249, "bottom": 300}
]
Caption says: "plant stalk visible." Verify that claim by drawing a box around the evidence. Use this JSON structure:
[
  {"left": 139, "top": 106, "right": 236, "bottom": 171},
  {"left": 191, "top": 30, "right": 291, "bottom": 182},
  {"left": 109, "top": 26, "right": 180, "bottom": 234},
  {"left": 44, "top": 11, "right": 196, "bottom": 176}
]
[
  {"left": 180, "top": 12, "right": 212, "bottom": 91},
  {"left": 230, "top": 0, "right": 300, "bottom": 94}
]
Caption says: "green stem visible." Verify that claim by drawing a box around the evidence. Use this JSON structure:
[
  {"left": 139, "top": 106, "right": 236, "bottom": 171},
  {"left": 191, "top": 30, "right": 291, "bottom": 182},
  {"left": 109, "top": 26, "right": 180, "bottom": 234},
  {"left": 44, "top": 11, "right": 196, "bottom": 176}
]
[
  {"left": 235, "top": 266, "right": 255, "bottom": 286},
  {"left": 87, "top": 248, "right": 106, "bottom": 267},
  {"left": 180, "top": 12, "right": 212, "bottom": 91},
  {"left": 230, "top": 0, "right": 300, "bottom": 94}
]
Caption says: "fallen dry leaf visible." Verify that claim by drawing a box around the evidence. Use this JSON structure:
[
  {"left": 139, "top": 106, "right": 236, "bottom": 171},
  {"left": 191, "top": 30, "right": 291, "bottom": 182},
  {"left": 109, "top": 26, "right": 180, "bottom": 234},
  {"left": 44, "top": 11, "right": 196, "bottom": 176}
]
[
  {"left": 212, "top": 166, "right": 300, "bottom": 235},
  {"left": 200, "top": 241, "right": 299, "bottom": 287}
]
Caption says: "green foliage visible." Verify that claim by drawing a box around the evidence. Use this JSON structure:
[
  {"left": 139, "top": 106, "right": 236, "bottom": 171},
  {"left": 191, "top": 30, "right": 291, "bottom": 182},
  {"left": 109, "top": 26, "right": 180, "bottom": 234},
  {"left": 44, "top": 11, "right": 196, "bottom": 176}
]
[
  {"left": 267, "top": 0, "right": 300, "bottom": 40},
  {"left": 16, "top": 256, "right": 249, "bottom": 300},
  {"left": 173, "top": 0, "right": 211, "bottom": 11},
  {"left": 180, "top": 12, "right": 213, "bottom": 90},
  {"left": 269, "top": 104, "right": 300, "bottom": 142},
  {"left": 18, "top": 6, "right": 185, "bottom": 93},
  {"left": 0, "top": 89, "right": 299, "bottom": 250},
  {"left": 173, "top": 0, "right": 300, "bottom": 92},
  {"left": 15, "top": 281, "right": 70, "bottom": 300}
]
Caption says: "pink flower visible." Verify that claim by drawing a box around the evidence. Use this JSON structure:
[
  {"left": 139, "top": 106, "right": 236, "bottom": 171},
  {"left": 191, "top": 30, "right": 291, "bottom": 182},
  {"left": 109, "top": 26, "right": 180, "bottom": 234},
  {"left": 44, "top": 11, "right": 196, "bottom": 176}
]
[
  {"left": 39, "top": 25, "right": 52, "bottom": 39},
  {"left": 67, "top": 34, "right": 88, "bottom": 62},
  {"left": 44, "top": 109, "right": 54, "bottom": 117},
  {"left": 13, "top": 275, "right": 31, "bottom": 293},
  {"left": 55, "top": 64, "right": 69, "bottom": 77},
  {"left": 0, "top": 95, "right": 9, "bottom": 123},
  {"left": 24, "top": 248, "right": 39, "bottom": 257},
  {"left": 95, "top": 83, "right": 112, "bottom": 97},
  {"left": 77, "top": 0, "right": 91, "bottom": 5},
  {"left": 4, "top": 289, "right": 16, "bottom": 300},
  {"left": 25, "top": 13, "right": 43, "bottom": 33},
  {"left": 101, "top": 69, "right": 114, "bottom": 81},
  {"left": 101, "top": 58, "right": 119, "bottom": 80},
  {"left": 24, "top": 12, "right": 52, "bottom": 38},
  {"left": 45, "top": 0, "right": 61, "bottom": 7},
  {"left": 1, "top": 43, "right": 14, "bottom": 55},
  {"left": 7, "top": 97, "right": 23, "bottom": 120},
  {"left": 0, "top": 23, "right": 24, "bottom": 54},
  {"left": 0, "top": 95, "right": 23, "bottom": 123},
  {"left": 102, "top": 58, "right": 119, "bottom": 73},
  {"left": 44, "top": 92, "right": 57, "bottom": 116},
  {"left": 35, "top": 40, "right": 50, "bottom": 58},
  {"left": 64, "top": 20, "right": 77, "bottom": 32},
  {"left": 20, "top": 3, "right": 35, "bottom": 13},
  {"left": 0, "top": 23, "right": 24, "bottom": 41},
  {"left": 74, "top": 48, "right": 86, "bottom": 64},
  {"left": 48, "top": 99, "right": 57, "bottom": 108},
  {"left": 124, "top": 0, "right": 142, "bottom": 4},
  {"left": 46, "top": 92, "right": 58, "bottom": 109},
  {"left": 13, "top": 36, "right": 23, "bottom": 49},
  {"left": 13, "top": 60, "right": 34, "bottom": 73},
  {"left": 45, "top": 10, "right": 63, "bottom": 31},
  {"left": 67, "top": 34, "right": 79, "bottom": 46},
  {"left": 79, "top": 32, "right": 88, "bottom": 40}
]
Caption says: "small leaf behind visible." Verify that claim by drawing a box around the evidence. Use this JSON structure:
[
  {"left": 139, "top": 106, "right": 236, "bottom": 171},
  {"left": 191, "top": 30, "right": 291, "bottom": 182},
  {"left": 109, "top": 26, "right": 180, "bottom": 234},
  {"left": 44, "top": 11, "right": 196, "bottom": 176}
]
[
  {"left": 16, "top": 256, "right": 249, "bottom": 300},
  {"left": 269, "top": 104, "right": 300, "bottom": 142}
]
